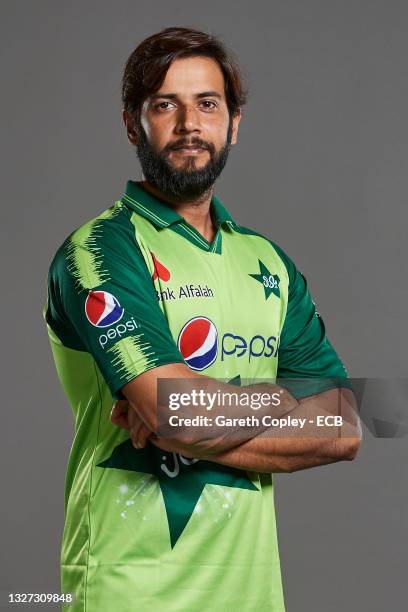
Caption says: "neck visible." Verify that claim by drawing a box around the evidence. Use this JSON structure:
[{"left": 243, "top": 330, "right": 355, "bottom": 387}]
[{"left": 141, "top": 180, "right": 216, "bottom": 242}]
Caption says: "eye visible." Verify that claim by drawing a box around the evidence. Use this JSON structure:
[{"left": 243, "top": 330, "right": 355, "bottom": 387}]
[
  {"left": 200, "top": 100, "right": 217, "bottom": 109},
  {"left": 154, "top": 101, "right": 175, "bottom": 110}
]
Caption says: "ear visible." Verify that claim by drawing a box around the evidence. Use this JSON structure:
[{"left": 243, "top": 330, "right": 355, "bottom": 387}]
[
  {"left": 230, "top": 108, "right": 242, "bottom": 146},
  {"left": 122, "top": 109, "right": 138, "bottom": 146}
]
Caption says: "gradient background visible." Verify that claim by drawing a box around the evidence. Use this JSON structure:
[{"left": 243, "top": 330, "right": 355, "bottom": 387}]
[{"left": 1, "top": 1, "right": 407, "bottom": 610}]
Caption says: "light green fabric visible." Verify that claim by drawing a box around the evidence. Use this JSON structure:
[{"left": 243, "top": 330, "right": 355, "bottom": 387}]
[{"left": 43, "top": 181, "right": 347, "bottom": 611}]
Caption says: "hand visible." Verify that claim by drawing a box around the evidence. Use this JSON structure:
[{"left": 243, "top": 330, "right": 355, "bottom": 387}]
[
  {"left": 110, "top": 399, "right": 131, "bottom": 429},
  {"left": 111, "top": 399, "right": 153, "bottom": 449},
  {"left": 149, "top": 435, "right": 194, "bottom": 456},
  {"left": 110, "top": 400, "right": 197, "bottom": 456}
]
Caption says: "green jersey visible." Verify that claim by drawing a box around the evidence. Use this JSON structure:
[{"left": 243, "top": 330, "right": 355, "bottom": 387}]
[{"left": 43, "top": 180, "right": 347, "bottom": 611}]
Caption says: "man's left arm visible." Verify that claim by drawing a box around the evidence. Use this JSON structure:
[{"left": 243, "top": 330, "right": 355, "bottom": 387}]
[{"left": 148, "top": 386, "right": 361, "bottom": 472}]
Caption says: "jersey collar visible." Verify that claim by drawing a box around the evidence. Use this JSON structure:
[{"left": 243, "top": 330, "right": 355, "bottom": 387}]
[{"left": 121, "top": 180, "right": 237, "bottom": 230}]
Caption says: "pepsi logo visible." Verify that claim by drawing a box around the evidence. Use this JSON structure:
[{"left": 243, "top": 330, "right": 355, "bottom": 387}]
[
  {"left": 178, "top": 316, "right": 218, "bottom": 371},
  {"left": 85, "top": 290, "right": 124, "bottom": 328}
]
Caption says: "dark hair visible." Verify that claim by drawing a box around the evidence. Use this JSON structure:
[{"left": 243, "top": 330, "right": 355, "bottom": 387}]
[{"left": 121, "top": 26, "right": 248, "bottom": 123}]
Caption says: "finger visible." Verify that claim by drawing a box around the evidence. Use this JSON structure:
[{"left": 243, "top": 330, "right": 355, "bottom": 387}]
[
  {"left": 112, "top": 414, "right": 131, "bottom": 429},
  {"left": 111, "top": 399, "right": 129, "bottom": 418},
  {"left": 111, "top": 400, "right": 130, "bottom": 429},
  {"left": 136, "top": 423, "right": 153, "bottom": 449},
  {"left": 130, "top": 413, "right": 153, "bottom": 448},
  {"left": 130, "top": 418, "right": 145, "bottom": 448}
]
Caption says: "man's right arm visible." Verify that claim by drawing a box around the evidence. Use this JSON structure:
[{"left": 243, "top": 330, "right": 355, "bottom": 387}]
[
  {"left": 120, "top": 361, "right": 299, "bottom": 453},
  {"left": 120, "top": 363, "right": 361, "bottom": 470}
]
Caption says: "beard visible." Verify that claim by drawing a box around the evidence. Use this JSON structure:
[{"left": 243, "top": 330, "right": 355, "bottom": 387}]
[{"left": 134, "top": 118, "right": 233, "bottom": 202}]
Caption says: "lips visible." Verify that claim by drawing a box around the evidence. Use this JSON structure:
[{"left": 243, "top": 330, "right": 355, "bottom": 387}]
[{"left": 173, "top": 145, "right": 206, "bottom": 151}]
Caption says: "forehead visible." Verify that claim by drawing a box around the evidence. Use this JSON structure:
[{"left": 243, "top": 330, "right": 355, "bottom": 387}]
[{"left": 156, "top": 55, "right": 226, "bottom": 97}]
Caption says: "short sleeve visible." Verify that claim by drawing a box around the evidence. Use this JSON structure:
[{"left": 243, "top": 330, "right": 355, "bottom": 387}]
[
  {"left": 45, "top": 207, "right": 185, "bottom": 400},
  {"left": 272, "top": 243, "right": 351, "bottom": 398}
]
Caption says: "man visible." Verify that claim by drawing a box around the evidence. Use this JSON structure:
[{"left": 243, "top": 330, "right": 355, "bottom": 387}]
[{"left": 43, "top": 26, "right": 360, "bottom": 612}]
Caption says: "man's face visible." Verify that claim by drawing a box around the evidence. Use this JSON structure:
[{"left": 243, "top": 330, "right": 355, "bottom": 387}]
[{"left": 123, "top": 55, "right": 241, "bottom": 201}]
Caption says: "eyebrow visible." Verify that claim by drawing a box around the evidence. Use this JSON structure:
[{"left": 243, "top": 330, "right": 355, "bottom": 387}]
[{"left": 149, "top": 91, "right": 223, "bottom": 102}]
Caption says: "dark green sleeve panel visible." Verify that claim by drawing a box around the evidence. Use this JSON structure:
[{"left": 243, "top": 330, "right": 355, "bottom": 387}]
[
  {"left": 45, "top": 206, "right": 185, "bottom": 400},
  {"left": 271, "top": 242, "right": 350, "bottom": 397}
]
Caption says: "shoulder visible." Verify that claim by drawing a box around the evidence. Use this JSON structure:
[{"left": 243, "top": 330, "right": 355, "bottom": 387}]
[
  {"left": 47, "top": 201, "right": 137, "bottom": 286},
  {"left": 60, "top": 199, "right": 133, "bottom": 255}
]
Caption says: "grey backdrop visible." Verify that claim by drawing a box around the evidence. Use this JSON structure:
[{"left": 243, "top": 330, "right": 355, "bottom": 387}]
[{"left": 1, "top": 1, "right": 407, "bottom": 611}]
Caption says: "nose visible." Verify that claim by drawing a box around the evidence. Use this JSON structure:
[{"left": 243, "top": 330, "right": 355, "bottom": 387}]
[{"left": 175, "top": 105, "right": 201, "bottom": 134}]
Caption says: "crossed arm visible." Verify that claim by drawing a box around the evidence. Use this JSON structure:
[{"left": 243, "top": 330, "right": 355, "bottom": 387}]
[{"left": 111, "top": 362, "right": 361, "bottom": 474}]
